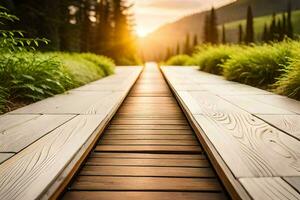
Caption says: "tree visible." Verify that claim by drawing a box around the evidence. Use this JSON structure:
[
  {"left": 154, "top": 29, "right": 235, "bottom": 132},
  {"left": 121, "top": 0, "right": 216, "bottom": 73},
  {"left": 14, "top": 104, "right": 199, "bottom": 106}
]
[
  {"left": 184, "top": 33, "right": 191, "bottom": 55},
  {"left": 287, "top": 0, "right": 293, "bottom": 39},
  {"left": 238, "top": 24, "right": 243, "bottom": 44},
  {"left": 270, "top": 13, "right": 277, "bottom": 41},
  {"left": 203, "top": 7, "right": 218, "bottom": 44},
  {"left": 245, "top": 5, "right": 254, "bottom": 44},
  {"left": 176, "top": 42, "right": 180, "bottom": 55},
  {"left": 165, "top": 47, "right": 172, "bottom": 60},
  {"left": 221, "top": 25, "right": 226, "bottom": 44},
  {"left": 193, "top": 34, "right": 198, "bottom": 47},
  {"left": 262, "top": 23, "right": 269, "bottom": 42}
]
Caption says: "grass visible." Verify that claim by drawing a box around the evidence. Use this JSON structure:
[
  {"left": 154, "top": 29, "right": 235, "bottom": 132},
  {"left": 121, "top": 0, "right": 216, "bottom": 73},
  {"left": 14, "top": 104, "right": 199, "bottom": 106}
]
[
  {"left": 0, "top": 52, "right": 115, "bottom": 112},
  {"left": 165, "top": 40, "right": 300, "bottom": 100},
  {"left": 223, "top": 10, "right": 300, "bottom": 42},
  {"left": 191, "top": 45, "right": 243, "bottom": 75},
  {"left": 165, "top": 55, "right": 192, "bottom": 66}
]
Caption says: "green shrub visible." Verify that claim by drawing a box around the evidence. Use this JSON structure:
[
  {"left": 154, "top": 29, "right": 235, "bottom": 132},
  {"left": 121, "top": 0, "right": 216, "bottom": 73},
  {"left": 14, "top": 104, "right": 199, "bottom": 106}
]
[
  {"left": 79, "top": 53, "right": 115, "bottom": 76},
  {"left": 165, "top": 55, "right": 192, "bottom": 66},
  {"left": 274, "top": 58, "right": 300, "bottom": 99},
  {"left": 192, "top": 45, "right": 241, "bottom": 75},
  {"left": 222, "top": 42, "right": 293, "bottom": 87}
]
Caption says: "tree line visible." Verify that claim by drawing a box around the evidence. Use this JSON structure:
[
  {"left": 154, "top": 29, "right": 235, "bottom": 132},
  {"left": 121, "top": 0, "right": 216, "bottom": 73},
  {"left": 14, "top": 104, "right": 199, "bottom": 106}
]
[{"left": 0, "top": 0, "right": 138, "bottom": 64}]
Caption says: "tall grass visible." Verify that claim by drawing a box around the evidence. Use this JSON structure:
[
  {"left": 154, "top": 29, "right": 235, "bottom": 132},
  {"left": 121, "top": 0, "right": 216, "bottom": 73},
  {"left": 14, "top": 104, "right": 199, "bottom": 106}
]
[
  {"left": 192, "top": 45, "right": 242, "bottom": 75},
  {"left": 222, "top": 42, "right": 293, "bottom": 87},
  {"left": 0, "top": 52, "right": 115, "bottom": 113},
  {"left": 165, "top": 55, "right": 192, "bottom": 66}
]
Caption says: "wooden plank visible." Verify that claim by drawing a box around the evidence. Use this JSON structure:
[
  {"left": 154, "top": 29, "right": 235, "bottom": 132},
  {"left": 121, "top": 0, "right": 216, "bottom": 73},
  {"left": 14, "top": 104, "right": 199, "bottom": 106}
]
[
  {"left": 0, "top": 115, "right": 105, "bottom": 200},
  {"left": 0, "top": 115, "right": 74, "bottom": 153},
  {"left": 95, "top": 145, "right": 202, "bottom": 153},
  {"left": 63, "top": 191, "right": 227, "bottom": 200},
  {"left": 71, "top": 176, "right": 222, "bottom": 191},
  {"left": 222, "top": 95, "right": 293, "bottom": 114},
  {"left": 102, "top": 134, "right": 196, "bottom": 140},
  {"left": 90, "top": 153, "right": 205, "bottom": 160},
  {"left": 239, "top": 177, "right": 300, "bottom": 200},
  {"left": 110, "top": 119, "right": 188, "bottom": 125},
  {"left": 80, "top": 166, "right": 215, "bottom": 177},
  {"left": 107, "top": 124, "right": 190, "bottom": 130},
  {"left": 105, "top": 129, "right": 194, "bottom": 135},
  {"left": 99, "top": 139, "right": 199, "bottom": 146},
  {"left": 258, "top": 115, "right": 300, "bottom": 140},
  {"left": 284, "top": 177, "right": 300, "bottom": 193},
  {"left": 0, "top": 153, "right": 14, "bottom": 164},
  {"left": 0, "top": 114, "right": 40, "bottom": 132}
]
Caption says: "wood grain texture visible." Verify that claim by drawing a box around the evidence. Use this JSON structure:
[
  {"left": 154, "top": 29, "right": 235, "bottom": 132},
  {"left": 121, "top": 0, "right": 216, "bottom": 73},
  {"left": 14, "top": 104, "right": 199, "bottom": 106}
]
[
  {"left": 0, "top": 115, "right": 74, "bottom": 153},
  {"left": 284, "top": 177, "right": 300, "bottom": 193},
  {"left": 239, "top": 177, "right": 300, "bottom": 200},
  {"left": 102, "top": 134, "right": 195, "bottom": 140},
  {"left": 99, "top": 139, "right": 198, "bottom": 146},
  {"left": 71, "top": 176, "right": 222, "bottom": 191},
  {"left": 0, "top": 153, "right": 14, "bottom": 164},
  {"left": 85, "top": 158, "right": 209, "bottom": 167},
  {"left": 0, "top": 115, "right": 105, "bottom": 200},
  {"left": 178, "top": 91, "right": 300, "bottom": 177},
  {"left": 107, "top": 124, "right": 190, "bottom": 130},
  {"left": 63, "top": 191, "right": 227, "bottom": 200},
  {"left": 105, "top": 129, "right": 194, "bottom": 135},
  {"left": 0, "top": 114, "right": 40, "bottom": 132},
  {"left": 258, "top": 115, "right": 300, "bottom": 140},
  {"left": 90, "top": 153, "right": 205, "bottom": 160},
  {"left": 80, "top": 166, "right": 215, "bottom": 177}
]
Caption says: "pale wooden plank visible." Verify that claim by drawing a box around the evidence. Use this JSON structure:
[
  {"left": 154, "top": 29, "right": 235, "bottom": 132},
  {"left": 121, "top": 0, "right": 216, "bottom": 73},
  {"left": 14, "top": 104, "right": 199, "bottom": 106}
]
[
  {"left": 248, "top": 94, "right": 300, "bottom": 114},
  {"left": 63, "top": 191, "right": 227, "bottom": 200},
  {"left": 0, "top": 115, "right": 105, "bottom": 200},
  {"left": 258, "top": 115, "right": 300, "bottom": 140},
  {"left": 0, "top": 153, "right": 14, "bottom": 164},
  {"left": 71, "top": 176, "right": 222, "bottom": 191},
  {"left": 222, "top": 95, "right": 293, "bottom": 114},
  {"left": 284, "top": 177, "right": 300, "bottom": 193},
  {"left": 0, "top": 114, "right": 40, "bottom": 132},
  {"left": 0, "top": 115, "right": 74, "bottom": 153},
  {"left": 178, "top": 92, "right": 300, "bottom": 177},
  {"left": 239, "top": 177, "right": 300, "bottom": 200},
  {"left": 11, "top": 91, "right": 123, "bottom": 114}
]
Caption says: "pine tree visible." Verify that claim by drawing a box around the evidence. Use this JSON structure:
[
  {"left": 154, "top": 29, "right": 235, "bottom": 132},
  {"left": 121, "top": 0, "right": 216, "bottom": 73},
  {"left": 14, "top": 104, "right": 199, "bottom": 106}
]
[
  {"left": 176, "top": 42, "right": 180, "bottom": 55},
  {"left": 262, "top": 23, "right": 269, "bottom": 42},
  {"left": 287, "top": 0, "right": 293, "bottom": 39},
  {"left": 282, "top": 12, "right": 287, "bottom": 36},
  {"left": 270, "top": 13, "right": 277, "bottom": 41},
  {"left": 222, "top": 25, "right": 226, "bottom": 44},
  {"left": 245, "top": 5, "right": 254, "bottom": 44},
  {"left": 193, "top": 34, "right": 198, "bottom": 47},
  {"left": 277, "top": 19, "right": 283, "bottom": 41},
  {"left": 238, "top": 24, "right": 243, "bottom": 44},
  {"left": 184, "top": 33, "right": 191, "bottom": 55},
  {"left": 203, "top": 7, "right": 218, "bottom": 44}
]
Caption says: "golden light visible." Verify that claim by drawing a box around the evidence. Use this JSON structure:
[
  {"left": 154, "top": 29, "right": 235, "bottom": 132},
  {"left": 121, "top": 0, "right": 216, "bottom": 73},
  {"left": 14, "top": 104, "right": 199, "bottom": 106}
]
[{"left": 136, "top": 28, "right": 149, "bottom": 38}]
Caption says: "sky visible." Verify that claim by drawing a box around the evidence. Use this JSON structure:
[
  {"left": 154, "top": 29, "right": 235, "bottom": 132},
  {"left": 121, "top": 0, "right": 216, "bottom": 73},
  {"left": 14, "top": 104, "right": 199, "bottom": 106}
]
[{"left": 132, "top": 0, "right": 235, "bottom": 37}]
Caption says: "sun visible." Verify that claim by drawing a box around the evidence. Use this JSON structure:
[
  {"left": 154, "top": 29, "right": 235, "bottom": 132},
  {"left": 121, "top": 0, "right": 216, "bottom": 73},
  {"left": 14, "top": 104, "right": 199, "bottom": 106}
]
[{"left": 136, "top": 28, "right": 149, "bottom": 38}]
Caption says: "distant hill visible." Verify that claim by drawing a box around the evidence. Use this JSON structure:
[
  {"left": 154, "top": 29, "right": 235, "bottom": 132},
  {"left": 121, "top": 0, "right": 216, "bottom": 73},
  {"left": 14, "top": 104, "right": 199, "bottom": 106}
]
[{"left": 140, "top": 0, "right": 300, "bottom": 61}]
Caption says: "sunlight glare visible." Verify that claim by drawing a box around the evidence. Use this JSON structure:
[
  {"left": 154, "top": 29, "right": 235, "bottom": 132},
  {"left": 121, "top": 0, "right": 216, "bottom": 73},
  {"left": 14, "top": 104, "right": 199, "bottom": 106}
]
[{"left": 136, "top": 28, "right": 149, "bottom": 38}]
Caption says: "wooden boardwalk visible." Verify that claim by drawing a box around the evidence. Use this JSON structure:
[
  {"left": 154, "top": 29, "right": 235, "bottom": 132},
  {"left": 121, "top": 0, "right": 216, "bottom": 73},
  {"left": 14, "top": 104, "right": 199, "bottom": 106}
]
[
  {"left": 162, "top": 66, "right": 300, "bottom": 200},
  {"left": 62, "top": 64, "right": 228, "bottom": 199}
]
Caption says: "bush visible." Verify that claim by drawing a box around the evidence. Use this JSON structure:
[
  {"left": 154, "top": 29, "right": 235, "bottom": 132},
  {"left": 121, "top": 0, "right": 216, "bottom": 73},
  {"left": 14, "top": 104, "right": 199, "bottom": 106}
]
[
  {"left": 79, "top": 53, "right": 115, "bottom": 76},
  {"left": 165, "top": 55, "right": 192, "bottom": 66},
  {"left": 222, "top": 42, "right": 293, "bottom": 87},
  {"left": 274, "top": 58, "right": 300, "bottom": 100}
]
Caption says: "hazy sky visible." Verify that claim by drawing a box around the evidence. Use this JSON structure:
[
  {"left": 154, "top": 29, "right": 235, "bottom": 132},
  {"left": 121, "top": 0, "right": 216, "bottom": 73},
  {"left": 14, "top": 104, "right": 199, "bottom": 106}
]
[{"left": 133, "top": 0, "right": 235, "bottom": 37}]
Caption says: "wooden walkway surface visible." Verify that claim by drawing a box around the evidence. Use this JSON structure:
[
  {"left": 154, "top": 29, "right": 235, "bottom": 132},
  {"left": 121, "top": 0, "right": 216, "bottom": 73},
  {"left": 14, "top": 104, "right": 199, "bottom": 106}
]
[
  {"left": 162, "top": 66, "right": 300, "bottom": 200},
  {"left": 62, "top": 64, "right": 228, "bottom": 199}
]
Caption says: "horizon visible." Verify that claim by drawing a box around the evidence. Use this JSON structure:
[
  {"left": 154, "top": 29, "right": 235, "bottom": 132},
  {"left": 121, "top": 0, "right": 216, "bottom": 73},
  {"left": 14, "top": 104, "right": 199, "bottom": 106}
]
[{"left": 133, "top": 0, "right": 236, "bottom": 37}]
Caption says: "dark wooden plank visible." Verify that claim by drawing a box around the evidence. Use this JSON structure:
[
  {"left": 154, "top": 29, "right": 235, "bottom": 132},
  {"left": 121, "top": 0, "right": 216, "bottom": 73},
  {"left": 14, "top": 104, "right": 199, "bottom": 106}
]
[
  {"left": 71, "top": 176, "right": 222, "bottom": 191},
  {"left": 239, "top": 177, "right": 300, "bottom": 200},
  {"left": 63, "top": 191, "right": 227, "bottom": 200},
  {"left": 284, "top": 177, "right": 300, "bottom": 193},
  {"left": 99, "top": 139, "right": 199, "bottom": 146},
  {"left": 102, "top": 135, "right": 196, "bottom": 140},
  {"left": 107, "top": 124, "right": 190, "bottom": 130},
  {"left": 86, "top": 157, "right": 208, "bottom": 167},
  {"left": 110, "top": 119, "right": 188, "bottom": 125},
  {"left": 90, "top": 153, "right": 205, "bottom": 160},
  {"left": 105, "top": 129, "right": 194, "bottom": 135},
  {"left": 80, "top": 166, "right": 215, "bottom": 177}
]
